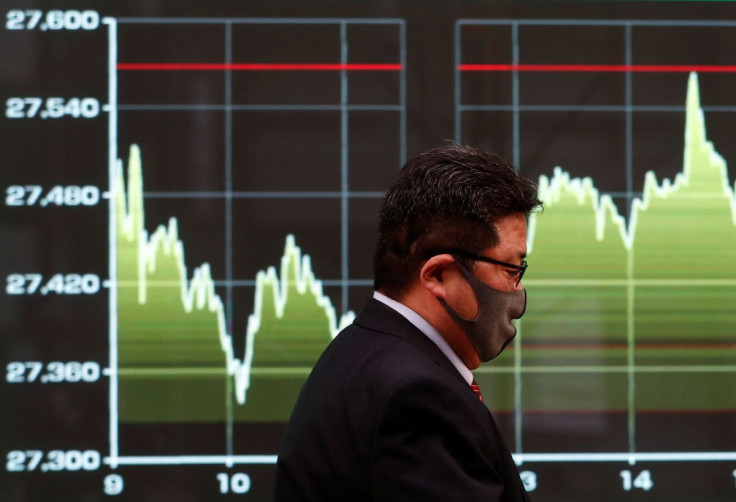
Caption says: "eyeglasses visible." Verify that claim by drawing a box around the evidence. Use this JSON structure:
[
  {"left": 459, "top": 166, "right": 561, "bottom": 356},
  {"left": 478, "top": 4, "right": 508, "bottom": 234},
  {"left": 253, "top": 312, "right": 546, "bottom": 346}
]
[{"left": 431, "top": 248, "right": 528, "bottom": 287}]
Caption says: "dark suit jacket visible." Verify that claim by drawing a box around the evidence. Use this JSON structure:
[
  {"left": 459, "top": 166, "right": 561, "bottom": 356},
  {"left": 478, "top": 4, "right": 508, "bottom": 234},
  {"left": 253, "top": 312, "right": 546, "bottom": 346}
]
[{"left": 274, "top": 298, "right": 530, "bottom": 502}]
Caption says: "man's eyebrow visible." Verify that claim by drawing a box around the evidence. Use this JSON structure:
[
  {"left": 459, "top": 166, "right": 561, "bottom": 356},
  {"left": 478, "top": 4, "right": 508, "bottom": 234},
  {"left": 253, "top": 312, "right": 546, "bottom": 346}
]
[{"left": 499, "top": 251, "right": 526, "bottom": 264}]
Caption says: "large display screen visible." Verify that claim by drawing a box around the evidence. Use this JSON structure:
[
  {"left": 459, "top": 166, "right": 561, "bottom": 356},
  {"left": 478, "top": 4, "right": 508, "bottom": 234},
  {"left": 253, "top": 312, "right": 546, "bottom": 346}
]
[{"left": 2, "top": 1, "right": 735, "bottom": 501}]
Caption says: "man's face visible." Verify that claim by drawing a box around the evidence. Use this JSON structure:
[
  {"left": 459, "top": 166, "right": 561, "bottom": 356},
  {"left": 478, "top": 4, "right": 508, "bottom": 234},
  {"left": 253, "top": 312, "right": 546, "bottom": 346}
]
[
  {"left": 451, "top": 212, "right": 528, "bottom": 320},
  {"left": 434, "top": 212, "right": 528, "bottom": 369}
]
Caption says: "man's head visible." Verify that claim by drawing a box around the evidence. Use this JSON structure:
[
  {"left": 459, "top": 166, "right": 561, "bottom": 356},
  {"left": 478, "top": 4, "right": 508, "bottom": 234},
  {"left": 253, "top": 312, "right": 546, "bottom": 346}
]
[
  {"left": 373, "top": 143, "right": 542, "bottom": 368},
  {"left": 374, "top": 143, "right": 541, "bottom": 296}
]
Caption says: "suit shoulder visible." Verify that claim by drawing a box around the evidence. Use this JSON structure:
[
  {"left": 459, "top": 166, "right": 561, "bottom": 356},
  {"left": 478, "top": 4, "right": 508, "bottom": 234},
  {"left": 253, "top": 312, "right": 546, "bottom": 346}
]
[{"left": 322, "top": 322, "right": 449, "bottom": 383}]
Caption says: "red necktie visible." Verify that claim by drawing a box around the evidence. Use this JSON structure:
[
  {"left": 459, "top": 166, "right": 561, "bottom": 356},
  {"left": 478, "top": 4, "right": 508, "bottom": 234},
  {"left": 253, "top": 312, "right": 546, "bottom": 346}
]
[{"left": 471, "top": 379, "right": 483, "bottom": 402}]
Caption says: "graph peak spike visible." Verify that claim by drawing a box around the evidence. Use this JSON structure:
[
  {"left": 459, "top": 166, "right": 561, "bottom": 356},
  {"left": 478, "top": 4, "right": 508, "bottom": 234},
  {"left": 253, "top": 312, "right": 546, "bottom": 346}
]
[{"left": 531, "top": 72, "right": 736, "bottom": 256}]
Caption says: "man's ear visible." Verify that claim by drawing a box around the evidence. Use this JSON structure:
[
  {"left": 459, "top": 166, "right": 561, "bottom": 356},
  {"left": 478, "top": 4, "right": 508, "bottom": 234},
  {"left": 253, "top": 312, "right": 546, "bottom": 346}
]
[{"left": 418, "top": 254, "right": 456, "bottom": 300}]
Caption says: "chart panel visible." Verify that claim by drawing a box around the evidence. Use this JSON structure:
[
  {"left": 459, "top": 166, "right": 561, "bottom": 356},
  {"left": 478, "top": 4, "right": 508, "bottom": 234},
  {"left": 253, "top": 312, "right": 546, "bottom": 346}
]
[
  {"left": 457, "top": 19, "right": 736, "bottom": 501},
  {"left": 112, "top": 18, "right": 406, "bottom": 460}
]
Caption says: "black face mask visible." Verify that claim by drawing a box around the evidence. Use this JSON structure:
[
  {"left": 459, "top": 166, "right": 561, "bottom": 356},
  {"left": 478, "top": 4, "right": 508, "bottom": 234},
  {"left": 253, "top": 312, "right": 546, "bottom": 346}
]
[{"left": 438, "top": 258, "right": 527, "bottom": 362}]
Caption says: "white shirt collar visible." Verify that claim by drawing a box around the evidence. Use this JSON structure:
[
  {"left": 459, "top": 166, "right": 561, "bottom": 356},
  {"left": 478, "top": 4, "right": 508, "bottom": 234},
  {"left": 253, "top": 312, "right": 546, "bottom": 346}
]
[{"left": 372, "top": 291, "right": 474, "bottom": 385}]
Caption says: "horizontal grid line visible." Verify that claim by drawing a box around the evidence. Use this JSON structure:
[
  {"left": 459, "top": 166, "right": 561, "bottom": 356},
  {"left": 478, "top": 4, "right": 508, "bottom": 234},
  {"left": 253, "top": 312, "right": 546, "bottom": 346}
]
[
  {"left": 117, "top": 104, "right": 404, "bottom": 112},
  {"left": 110, "top": 191, "right": 636, "bottom": 201},
  {"left": 115, "top": 17, "right": 404, "bottom": 25},
  {"left": 459, "top": 105, "right": 736, "bottom": 113},
  {"left": 219, "top": 279, "right": 373, "bottom": 287},
  {"left": 117, "top": 365, "right": 736, "bottom": 375},
  {"left": 117, "top": 367, "right": 314, "bottom": 376},
  {"left": 513, "top": 452, "right": 736, "bottom": 463},
  {"left": 118, "top": 63, "right": 402, "bottom": 71},
  {"left": 457, "top": 19, "right": 736, "bottom": 27},
  {"left": 524, "top": 278, "right": 736, "bottom": 287},
  {"left": 105, "top": 451, "right": 736, "bottom": 466},
  {"left": 140, "top": 191, "right": 385, "bottom": 199},
  {"left": 524, "top": 279, "right": 736, "bottom": 286},
  {"left": 107, "top": 455, "right": 278, "bottom": 466},
  {"left": 476, "top": 365, "right": 736, "bottom": 374},
  {"left": 132, "top": 191, "right": 644, "bottom": 200},
  {"left": 107, "top": 278, "right": 736, "bottom": 287},
  {"left": 110, "top": 279, "right": 374, "bottom": 287}
]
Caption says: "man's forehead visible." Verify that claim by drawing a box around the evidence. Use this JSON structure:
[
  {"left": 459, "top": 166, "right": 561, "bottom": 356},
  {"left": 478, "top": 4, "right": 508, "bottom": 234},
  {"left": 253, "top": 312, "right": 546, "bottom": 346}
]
[{"left": 485, "top": 215, "right": 528, "bottom": 256}]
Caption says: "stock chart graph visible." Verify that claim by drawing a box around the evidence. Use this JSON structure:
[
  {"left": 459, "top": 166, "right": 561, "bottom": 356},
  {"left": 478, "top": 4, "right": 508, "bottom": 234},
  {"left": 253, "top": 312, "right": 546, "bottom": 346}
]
[
  {"left": 2, "top": 4, "right": 736, "bottom": 502},
  {"left": 116, "top": 144, "right": 354, "bottom": 424},
  {"left": 110, "top": 16, "right": 406, "bottom": 468}
]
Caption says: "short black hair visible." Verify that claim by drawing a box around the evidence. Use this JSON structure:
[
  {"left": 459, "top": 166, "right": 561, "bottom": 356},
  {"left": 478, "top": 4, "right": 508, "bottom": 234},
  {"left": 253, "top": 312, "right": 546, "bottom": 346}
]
[{"left": 373, "top": 143, "right": 542, "bottom": 298}]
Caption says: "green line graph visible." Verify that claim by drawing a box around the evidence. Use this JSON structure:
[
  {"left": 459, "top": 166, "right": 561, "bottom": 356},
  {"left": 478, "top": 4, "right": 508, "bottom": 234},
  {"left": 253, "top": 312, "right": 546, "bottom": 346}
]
[
  {"left": 115, "top": 146, "right": 353, "bottom": 422},
  {"left": 477, "top": 73, "right": 736, "bottom": 413}
]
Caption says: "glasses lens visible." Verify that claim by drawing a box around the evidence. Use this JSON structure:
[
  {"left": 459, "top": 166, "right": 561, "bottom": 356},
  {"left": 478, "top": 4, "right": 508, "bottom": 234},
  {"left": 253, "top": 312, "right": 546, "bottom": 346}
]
[{"left": 516, "top": 261, "right": 528, "bottom": 286}]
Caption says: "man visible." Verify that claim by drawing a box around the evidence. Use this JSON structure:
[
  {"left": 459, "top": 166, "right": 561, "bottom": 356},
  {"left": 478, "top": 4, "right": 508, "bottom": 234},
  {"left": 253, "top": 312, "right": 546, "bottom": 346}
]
[{"left": 274, "top": 143, "right": 542, "bottom": 501}]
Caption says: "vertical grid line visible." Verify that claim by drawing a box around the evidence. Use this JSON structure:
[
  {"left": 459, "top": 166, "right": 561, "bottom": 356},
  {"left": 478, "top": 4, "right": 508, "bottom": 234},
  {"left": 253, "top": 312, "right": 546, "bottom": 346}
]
[
  {"left": 454, "top": 22, "right": 462, "bottom": 142},
  {"left": 399, "top": 21, "right": 407, "bottom": 165},
  {"left": 511, "top": 22, "right": 523, "bottom": 460},
  {"left": 625, "top": 24, "right": 635, "bottom": 220},
  {"left": 105, "top": 16, "right": 119, "bottom": 469},
  {"left": 624, "top": 22, "right": 637, "bottom": 464},
  {"left": 225, "top": 21, "right": 234, "bottom": 358},
  {"left": 512, "top": 23, "right": 521, "bottom": 171},
  {"left": 340, "top": 22, "right": 349, "bottom": 315},
  {"left": 224, "top": 20, "right": 235, "bottom": 464}
]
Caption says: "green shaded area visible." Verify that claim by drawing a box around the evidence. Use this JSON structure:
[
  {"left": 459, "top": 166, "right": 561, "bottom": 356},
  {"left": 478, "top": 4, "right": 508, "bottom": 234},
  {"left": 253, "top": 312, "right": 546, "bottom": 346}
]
[
  {"left": 636, "top": 372, "right": 736, "bottom": 411},
  {"left": 233, "top": 243, "right": 338, "bottom": 421},
  {"left": 523, "top": 372, "right": 630, "bottom": 411},
  {"left": 513, "top": 73, "right": 736, "bottom": 413},
  {"left": 116, "top": 146, "right": 342, "bottom": 423},
  {"left": 632, "top": 77, "right": 736, "bottom": 373},
  {"left": 249, "top": 269, "right": 334, "bottom": 368},
  {"left": 475, "top": 372, "right": 516, "bottom": 411},
  {"left": 118, "top": 374, "right": 228, "bottom": 422},
  {"left": 116, "top": 146, "right": 228, "bottom": 422},
  {"left": 232, "top": 375, "right": 310, "bottom": 421}
]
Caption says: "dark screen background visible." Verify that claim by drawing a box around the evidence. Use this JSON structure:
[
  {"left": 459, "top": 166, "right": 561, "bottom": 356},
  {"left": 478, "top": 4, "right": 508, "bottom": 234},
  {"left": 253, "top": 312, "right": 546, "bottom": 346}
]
[{"left": 1, "top": 1, "right": 735, "bottom": 501}]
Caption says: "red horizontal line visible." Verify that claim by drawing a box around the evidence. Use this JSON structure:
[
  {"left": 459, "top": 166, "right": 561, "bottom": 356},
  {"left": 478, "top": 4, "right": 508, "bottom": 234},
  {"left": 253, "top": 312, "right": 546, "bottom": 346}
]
[
  {"left": 516, "top": 343, "right": 733, "bottom": 350},
  {"left": 636, "top": 343, "right": 734, "bottom": 350},
  {"left": 459, "top": 64, "right": 736, "bottom": 73},
  {"left": 117, "top": 63, "right": 403, "bottom": 71}
]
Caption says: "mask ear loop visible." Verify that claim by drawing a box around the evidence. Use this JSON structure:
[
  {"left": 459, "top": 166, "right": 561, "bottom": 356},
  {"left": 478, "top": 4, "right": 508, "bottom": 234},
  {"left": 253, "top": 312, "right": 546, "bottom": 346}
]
[
  {"left": 436, "top": 255, "right": 482, "bottom": 324},
  {"left": 437, "top": 254, "right": 528, "bottom": 363}
]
